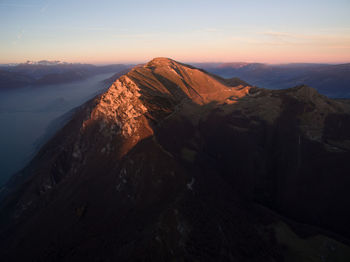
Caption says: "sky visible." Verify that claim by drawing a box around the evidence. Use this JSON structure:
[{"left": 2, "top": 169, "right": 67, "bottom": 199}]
[{"left": 0, "top": 0, "right": 350, "bottom": 64}]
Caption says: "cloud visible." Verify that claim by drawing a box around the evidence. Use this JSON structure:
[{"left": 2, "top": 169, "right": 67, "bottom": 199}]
[
  {"left": 40, "top": 1, "right": 50, "bottom": 12},
  {"left": 326, "top": 45, "right": 350, "bottom": 49},
  {"left": 115, "top": 33, "right": 155, "bottom": 39},
  {"left": 194, "top": 28, "right": 221, "bottom": 34},
  {"left": 263, "top": 31, "right": 293, "bottom": 38},
  {"left": 261, "top": 31, "right": 308, "bottom": 44},
  {"left": 31, "top": 25, "right": 116, "bottom": 32},
  {"left": 13, "top": 30, "right": 24, "bottom": 45},
  {"left": 227, "top": 29, "right": 350, "bottom": 51},
  {"left": 230, "top": 36, "right": 261, "bottom": 44},
  {"left": 17, "top": 30, "right": 24, "bottom": 40},
  {"left": 85, "top": 27, "right": 114, "bottom": 31},
  {"left": 259, "top": 30, "right": 350, "bottom": 48},
  {"left": 203, "top": 28, "right": 220, "bottom": 33}
]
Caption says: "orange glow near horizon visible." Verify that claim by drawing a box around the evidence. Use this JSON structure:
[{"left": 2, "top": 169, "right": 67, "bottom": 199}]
[
  {"left": 2, "top": 18, "right": 350, "bottom": 64},
  {"left": 4, "top": 47, "right": 348, "bottom": 65}
]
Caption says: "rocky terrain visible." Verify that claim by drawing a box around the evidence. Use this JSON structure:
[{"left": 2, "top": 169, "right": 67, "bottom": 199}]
[{"left": 1, "top": 58, "right": 350, "bottom": 261}]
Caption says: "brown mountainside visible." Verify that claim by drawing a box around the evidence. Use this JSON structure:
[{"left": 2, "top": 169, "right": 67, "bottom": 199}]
[{"left": 1, "top": 58, "right": 350, "bottom": 261}]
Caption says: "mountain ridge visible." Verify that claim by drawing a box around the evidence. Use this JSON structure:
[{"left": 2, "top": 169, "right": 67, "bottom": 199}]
[
  {"left": 197, "top": 62, "right": 350, "bottom": 98},
  {"left": 1, "top": 58, "right": 350, "bottom": 261}
]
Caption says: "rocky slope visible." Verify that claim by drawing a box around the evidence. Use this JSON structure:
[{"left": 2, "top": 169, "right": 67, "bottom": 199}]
[{"left": 1, "top": 58, "right": 350, "bottom": 261}]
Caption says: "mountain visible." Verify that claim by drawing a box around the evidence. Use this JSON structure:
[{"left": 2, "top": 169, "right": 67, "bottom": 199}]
[
  {"left": 0, "top": 63, "right": 133, "bottom": 88},
  {"left": 197, "top": 62, "right": 350, "bottom": 98},
  {"left": 0, "top": 70, "right": 34, "bottom": 88},
  {"left": 1, "top": 58, "right": 350, "bottom": 261}
]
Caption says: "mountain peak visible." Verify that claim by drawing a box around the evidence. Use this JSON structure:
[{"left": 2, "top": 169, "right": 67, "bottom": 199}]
[
  {"left": 287, "top": 84, "right": 323, "bottom": 101},
  {"left": 145, "top": 57, "right": 178, "bottom": 68},
  {"left": 128, "top": 57, "right": 252, "bottom": 105}
]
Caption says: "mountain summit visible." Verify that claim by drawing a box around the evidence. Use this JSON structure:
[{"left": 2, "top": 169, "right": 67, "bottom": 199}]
[{"left": 1, "top": 58, "right": 350, "bottom": 261}]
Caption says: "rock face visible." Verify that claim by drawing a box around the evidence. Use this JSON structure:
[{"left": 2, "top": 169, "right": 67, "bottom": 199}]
[{"left": 1, "top": 58, "right": 350, "bottom": 261}]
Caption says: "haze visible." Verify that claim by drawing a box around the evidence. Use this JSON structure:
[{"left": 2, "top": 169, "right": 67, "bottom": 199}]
[
  {"left": 1, "top": 0, "right": 350, "bottom": 64},
  {"left": 0, "top": 72, "right": 113, "bottom": 186}
]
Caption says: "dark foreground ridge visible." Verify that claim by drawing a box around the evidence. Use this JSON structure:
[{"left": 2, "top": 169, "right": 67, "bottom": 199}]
[{"left": 1, "top": 58, "right": 350, "bottom": 261}]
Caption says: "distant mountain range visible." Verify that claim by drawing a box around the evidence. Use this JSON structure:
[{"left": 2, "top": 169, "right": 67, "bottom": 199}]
[
  {"left": 1, "top": 61, "right": 349, "bottom": 99},
  {"left": 1, "top": 58, "right": 350, "bottom": 261},
  {"left": 21, "top": 60, "right": 71, "bottom": 66},
  {"left": 195, "top": 62, "right": 350, "bottom": 98},
  {"left": 0, "top": 62, "right": 133, "bottom": 88}
]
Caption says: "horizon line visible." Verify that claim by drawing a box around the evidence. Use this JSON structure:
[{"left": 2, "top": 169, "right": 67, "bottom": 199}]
[{"left": 1, "top": 58, "right": 350, "bottom": 66}]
